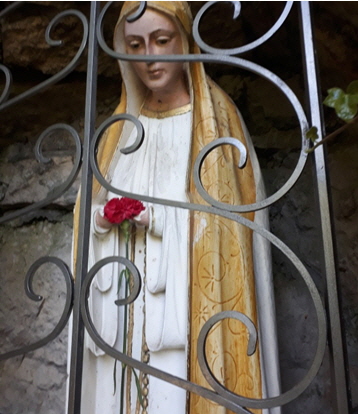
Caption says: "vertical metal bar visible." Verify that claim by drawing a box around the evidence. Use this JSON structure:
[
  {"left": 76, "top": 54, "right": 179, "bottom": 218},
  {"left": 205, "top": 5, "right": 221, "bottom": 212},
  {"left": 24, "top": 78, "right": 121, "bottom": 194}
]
[
  {"left": 300, "top": 3, "right": 350, "bottom": 413},
  {"left": 67, "top": 2, "right": 99, "bottom": 414}
]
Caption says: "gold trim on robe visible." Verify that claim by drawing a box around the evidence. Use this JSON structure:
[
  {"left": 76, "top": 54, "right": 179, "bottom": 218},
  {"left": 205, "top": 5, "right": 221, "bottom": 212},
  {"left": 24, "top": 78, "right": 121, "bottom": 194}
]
[{"left": 141, "top": 103, "right": 192, "bottom": 119}]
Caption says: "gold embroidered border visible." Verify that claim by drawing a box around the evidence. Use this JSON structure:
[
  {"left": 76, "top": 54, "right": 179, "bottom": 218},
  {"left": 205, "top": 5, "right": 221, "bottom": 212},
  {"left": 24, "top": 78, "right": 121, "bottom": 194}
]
[{"left": 141, "top": 103, "right": 191, "bottom": 119}]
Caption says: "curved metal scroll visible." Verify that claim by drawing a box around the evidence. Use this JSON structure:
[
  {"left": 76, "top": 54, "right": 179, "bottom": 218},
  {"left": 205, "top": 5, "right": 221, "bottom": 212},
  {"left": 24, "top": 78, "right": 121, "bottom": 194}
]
[
  {"left": 81, "top": 256, "right": 250, "bottom": 414},
  {"left": 0, "top": 9, "right": 88, "bottom": 111},
  {"left": 0, "top": 64, "right": 12, "bottom": 105},
  {"left": 193, "top": 1, "right": 293, "bottom": 56},
  {"left": 126, "top": 1, "right": 147, "bottom": 23},
  {"left": 86, "top": 1, "right": 328, "bottom": 411},
  {"left": 0, "top": 2, "right": 24, "bottom": 19},
  {"left": 96, "top": 1, "right": 310, "bottom": 214},
  {"left": 0, "top": 256, "right": 74, "bottom": 361},
  {"left": 82, "top": 256, "right": 142, "bottom": 308},
  {"left": 0, "top": 123, "right": 82, "bottom": 224},
  {"left": 193, "top": 138, "right": 248, "bottom": 208},
  {"left": 92, "top": 113, "right": 145, "bottom": 157},
  {"left": 81, "top": 203, "right": 327, "bottom": 410}
]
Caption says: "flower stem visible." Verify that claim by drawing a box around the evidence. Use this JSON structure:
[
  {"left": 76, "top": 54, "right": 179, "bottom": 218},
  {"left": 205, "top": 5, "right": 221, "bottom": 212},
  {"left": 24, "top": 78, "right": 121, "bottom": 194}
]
[
  {"left": 119, "top": 240, "right": 130, "bottom": 414},
  {"left": 119, "top": 278, "right": 128, "bottom": 414},
  {"left": 115, "top": 222, "right": 144, "bottom": 412}
]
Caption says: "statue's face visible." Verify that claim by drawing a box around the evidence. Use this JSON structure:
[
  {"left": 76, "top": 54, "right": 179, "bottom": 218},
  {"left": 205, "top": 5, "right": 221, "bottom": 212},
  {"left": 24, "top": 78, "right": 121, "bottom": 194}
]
[{"left": 124, "top": 8, "right": 184, "bottom": 95}]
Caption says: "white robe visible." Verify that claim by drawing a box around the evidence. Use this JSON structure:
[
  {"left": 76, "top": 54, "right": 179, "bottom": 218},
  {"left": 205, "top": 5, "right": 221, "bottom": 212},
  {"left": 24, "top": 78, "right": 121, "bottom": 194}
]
[
  {"left": 83, "top": 108, "right": 192, "bottom": 414},
  {"left": 77, "top": 106, "right": 281, "bottom": 414}
]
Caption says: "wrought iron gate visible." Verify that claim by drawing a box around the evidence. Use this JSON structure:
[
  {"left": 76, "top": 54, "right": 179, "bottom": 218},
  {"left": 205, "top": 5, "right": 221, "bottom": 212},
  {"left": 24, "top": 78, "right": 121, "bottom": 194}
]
[{"left": 0, "top": 2, "right": 352, "bottom": 413}]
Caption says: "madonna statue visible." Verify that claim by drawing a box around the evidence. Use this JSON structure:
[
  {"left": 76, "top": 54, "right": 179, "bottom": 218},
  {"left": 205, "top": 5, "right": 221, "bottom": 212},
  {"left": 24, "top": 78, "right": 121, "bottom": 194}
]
[{"left": 72, "top": 2, "right": 281, "bottom": 414}]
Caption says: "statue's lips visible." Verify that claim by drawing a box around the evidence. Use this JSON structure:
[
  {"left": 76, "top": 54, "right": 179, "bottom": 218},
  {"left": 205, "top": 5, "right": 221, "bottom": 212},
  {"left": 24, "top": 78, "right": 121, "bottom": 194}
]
[{"left": 148, "top": 69, "right": 164, "bottom": 79}]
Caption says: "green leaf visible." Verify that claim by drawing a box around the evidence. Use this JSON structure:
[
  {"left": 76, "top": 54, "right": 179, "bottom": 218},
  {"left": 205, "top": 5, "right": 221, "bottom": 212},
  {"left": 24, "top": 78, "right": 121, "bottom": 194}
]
[
  {"left": 348, "top": 93, "right": 358, "bottom": 105},
  {"left": 347, "top": 80, "right": 358, "bottom": 95},
  {"left": 118, "top": 268, "right": 127, "bottom": 294},
  {"left": 334, "top": 94, "right": 357, "bottom": 122},
  {"left": 306, "top": 126, "right": 318, "bottom": 143},
  {"left": 323, "top": 83, "right": 358, "bottom": 123},
  {"left": 323, "top": 88, "right": 344, "bottom": 108},
  {"left": 132, "top": 368, "right": 145, "bottom": 408}
]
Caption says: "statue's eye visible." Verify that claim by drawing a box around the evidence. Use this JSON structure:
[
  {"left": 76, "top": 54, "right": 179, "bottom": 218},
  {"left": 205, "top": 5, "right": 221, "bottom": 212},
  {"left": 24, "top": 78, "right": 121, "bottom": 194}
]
[
  {"left": 157, "top": 37, "right": 170, "bottom": 46},
  {"left": 125, "top": 39, "right": 144, "bottom": 53},
  {"left": 129, "top": 41, "right": 141, "bottom": 49}
]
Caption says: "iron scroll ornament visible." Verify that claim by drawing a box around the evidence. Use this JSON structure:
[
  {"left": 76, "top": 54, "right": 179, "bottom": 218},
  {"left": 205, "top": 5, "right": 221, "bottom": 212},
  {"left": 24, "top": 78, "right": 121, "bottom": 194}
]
[
  {"left": 0, "top": 257, "right": 74, "bottom": 361},
  {"left": 0, "top": 64, "right": 12, "bottom": 105},
  {"left": 0, "top": 123, "right": 82, "bottom": 225},
  {"left": 0, "top": 9, "right": 88, "bottom": 111},
  {"left": 192, "top": 1, "right": 293, "bottom": 55},
  {"left": 0, "top": 2, "right": 24, "bottom": 19},
  {"left": 118, "top": 0, "right": 293, "bottom": 56},
  {"left": 88, "top": 116, "right": 327, "bottom": 411},
  {"left": 81, "top": 215, "right": 327, "bottom": 410},
  {"left": 96, "top": 1, "right": 311, "bottom": 213},
  {"left": 87, "top": 2, "right": 328, "bottom": 410}
]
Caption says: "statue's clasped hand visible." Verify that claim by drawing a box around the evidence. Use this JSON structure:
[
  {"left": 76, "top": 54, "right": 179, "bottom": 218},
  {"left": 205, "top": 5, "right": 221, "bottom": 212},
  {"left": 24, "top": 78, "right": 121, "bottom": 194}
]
[{"left": 96, "top": 197, "right": 148, "bottom": 230}]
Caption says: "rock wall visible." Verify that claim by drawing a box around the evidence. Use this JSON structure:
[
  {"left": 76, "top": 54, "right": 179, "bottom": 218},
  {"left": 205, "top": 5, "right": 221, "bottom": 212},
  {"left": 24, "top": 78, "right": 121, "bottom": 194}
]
[
  {"left": 0, "top": 216, "right": 72, "bottom": 414},
  {"left": 1, "top": 2, "right": 357, "bottom": 413}
]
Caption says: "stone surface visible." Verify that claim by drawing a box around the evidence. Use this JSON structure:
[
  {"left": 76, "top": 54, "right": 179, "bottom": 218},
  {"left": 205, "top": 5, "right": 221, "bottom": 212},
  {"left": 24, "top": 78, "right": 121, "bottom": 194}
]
[
  {"left": 263, "top": 152, "right": 334, "bottom": 413},
  {"left": 0, "top": 1, "right": 120, "bottom": 78},
  {"left": 0, "top": 144, "right": 80, "bottom": 209},
  {"left": 328, "top": 131, "right": 358, "bottom": 409},
  {"left": 0, "top": 216, "right": 72, "bottom": 414}
]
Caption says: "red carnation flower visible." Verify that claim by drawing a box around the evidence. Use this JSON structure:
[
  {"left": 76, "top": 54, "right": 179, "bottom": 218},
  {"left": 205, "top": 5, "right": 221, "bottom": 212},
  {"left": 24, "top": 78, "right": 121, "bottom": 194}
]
[{"left": 104, "top": 197, "right": 145, "bottom": 224}]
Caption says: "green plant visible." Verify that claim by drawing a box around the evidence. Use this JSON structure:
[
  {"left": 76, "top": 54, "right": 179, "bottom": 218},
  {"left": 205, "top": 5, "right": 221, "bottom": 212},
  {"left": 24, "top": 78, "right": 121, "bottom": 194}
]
[{"left": 306, "top": 80, "right": 358, "bottom": 152}]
